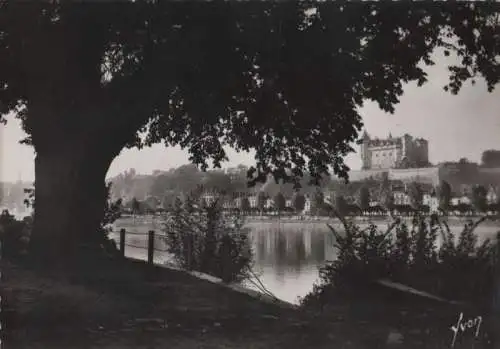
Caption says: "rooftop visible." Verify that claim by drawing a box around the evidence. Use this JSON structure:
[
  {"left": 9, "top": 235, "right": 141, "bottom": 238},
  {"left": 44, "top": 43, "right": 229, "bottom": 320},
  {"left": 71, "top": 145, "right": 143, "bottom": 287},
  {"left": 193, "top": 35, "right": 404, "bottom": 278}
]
[{"left": 368, "top": 138, "right": 402, "bottom": 147}]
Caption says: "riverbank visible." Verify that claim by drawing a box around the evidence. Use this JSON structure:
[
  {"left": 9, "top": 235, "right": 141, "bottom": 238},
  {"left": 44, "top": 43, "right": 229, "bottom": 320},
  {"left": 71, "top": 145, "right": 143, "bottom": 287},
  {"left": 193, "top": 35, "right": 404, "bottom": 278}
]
[
  {"left": 243, "top": 215, "right": 500, "bottom": 226},
  {"left": 119, "top": 213, "right": 500, "bottom": 227},
  {"left": 1, "top": 258, "right": 493, "bottom": 348}
]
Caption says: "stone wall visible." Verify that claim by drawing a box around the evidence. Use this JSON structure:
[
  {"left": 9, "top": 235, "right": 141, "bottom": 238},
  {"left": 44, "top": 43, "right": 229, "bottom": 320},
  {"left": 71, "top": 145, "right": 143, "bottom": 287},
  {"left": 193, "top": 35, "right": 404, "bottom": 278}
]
[
  {"left": 348, "top": 169, "right": 388, "bottom": 182},
  {"left": 388, "top": 167, "right": 440, "bottom": 186},
  {"left": 347, "top": 166, "right": 500, "bottom": 193},
  {"left": 478, "top": 167, "right": 500, "bottom": 186}
]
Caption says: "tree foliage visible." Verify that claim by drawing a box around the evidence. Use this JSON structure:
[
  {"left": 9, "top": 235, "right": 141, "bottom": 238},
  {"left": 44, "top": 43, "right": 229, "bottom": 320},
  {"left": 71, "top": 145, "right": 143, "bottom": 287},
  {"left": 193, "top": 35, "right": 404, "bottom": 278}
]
[
  {"left": 148, "top": 166, "right": 202, "bottom": 197},
  {"left": 335, "top": 195, "right": 349, "bottom": 217},
  {"left": 131, "top": 197, "right": 142, "bottom": 215},
  {"left": 257, "top": 191, "right": 267, "bottom": 212},
  {"left": 3, "top": 2, "right": 500, "bottom": 185},
  {"left": 291, "top": 192, "right": 306, "bottom": 213},
  {"left": 143, "top": 196, "right": 159, "bottom": 212},
  {"left": 163, "top": 193, "right": 253, "bottom": 283},
  {"left": 23, "top": 184, "right": 36, "bottom": 210},
  {"left": 110, "top": 163, "right": 333, "bottom": 203},
  {"left": 471, "top": 184, "right": 488, "bottom": 213},
  {"left": 408, "top": 182, "right": 423, "bottom": 210},
  {"left": 380, "top": 189, "right": 395, "bottom": 212},
  {"left": 201, "top": 170, "right": 233, "bottom": 193},
  {"left": 437, "top": 180, "right": 452, "bottom": 212},
  {"left": 240, "top": 197, "right": 251, "bottom": 213},
  {"left": 378, "top": 177, "right": 394, "bottom": 212},
  {"left": 358, "top": 186, "right": 370, "bottom": 211},
  {"left": 301, "top": 215, "right": 496, "bottom": 308},
  {"left": 311, "top": 189, "right": 325, "bottom": 215},
  {"left": 481, "top": 150, "right": 500, "bottom": 168},
  {"left": 273, "top": 192, "right": 286, "bottom": 213},
  {"left": 199, "top": 197, "right": 208, "bottom": 210},
  {"left": 101, "top": 182, "right": 123, "bottom": 229},
  {"left": 378, "top": 176, "right": 391, "bottom": 201},
  {"left": 161, "top": 191, "right": 177, "bottom": 211}
]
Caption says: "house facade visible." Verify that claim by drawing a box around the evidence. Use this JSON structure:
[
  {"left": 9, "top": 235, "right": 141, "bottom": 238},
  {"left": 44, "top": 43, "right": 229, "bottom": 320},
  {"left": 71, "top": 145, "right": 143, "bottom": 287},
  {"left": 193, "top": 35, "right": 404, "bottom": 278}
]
[
  {"left": 450, "top": 196, "right": 471, "bottom": 206},
  {"left": 487, "top": 185, "right": 498, "bottom": 205},
  {"left": 248, "top": 195, "right": 257, "bottom": 208},
  {"left": 304, "top": 196, "right": 312, "bottom": 213},
  {"left": 423, "top": 193, "right": 439, "bottom": 213},
  {"left": 393, "top": 191, "right": 410, "bottom": 206}
]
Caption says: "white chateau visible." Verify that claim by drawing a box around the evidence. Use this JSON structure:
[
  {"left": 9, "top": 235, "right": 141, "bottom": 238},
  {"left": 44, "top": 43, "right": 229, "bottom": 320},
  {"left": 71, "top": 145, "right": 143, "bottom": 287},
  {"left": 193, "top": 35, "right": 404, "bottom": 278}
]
[{"left": 360, "top": 131, "right": 429, "bottom": 170}]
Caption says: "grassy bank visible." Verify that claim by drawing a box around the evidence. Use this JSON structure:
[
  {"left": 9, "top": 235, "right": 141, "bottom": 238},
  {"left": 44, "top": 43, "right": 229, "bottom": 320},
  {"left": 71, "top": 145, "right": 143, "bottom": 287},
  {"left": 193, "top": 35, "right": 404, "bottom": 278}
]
[
  {"left": 1, "top": 258, "right": 494, "bottom": 349},
  {"left": 3, "top": 257, "right": 355, "bottom": 349}
]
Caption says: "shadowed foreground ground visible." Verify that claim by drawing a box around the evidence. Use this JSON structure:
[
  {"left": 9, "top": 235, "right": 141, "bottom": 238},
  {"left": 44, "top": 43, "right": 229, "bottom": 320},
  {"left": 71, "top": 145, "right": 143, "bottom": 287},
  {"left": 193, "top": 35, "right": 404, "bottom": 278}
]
[{"left": 0, "top": 258, "right": 493, "bottom": 349}]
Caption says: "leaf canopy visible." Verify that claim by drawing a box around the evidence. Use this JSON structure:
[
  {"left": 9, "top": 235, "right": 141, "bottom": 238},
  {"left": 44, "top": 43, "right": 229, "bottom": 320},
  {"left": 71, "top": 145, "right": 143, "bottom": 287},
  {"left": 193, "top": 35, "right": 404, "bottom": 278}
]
[{"left": 1, "top": 1, "right": 499, "bottom": 186}]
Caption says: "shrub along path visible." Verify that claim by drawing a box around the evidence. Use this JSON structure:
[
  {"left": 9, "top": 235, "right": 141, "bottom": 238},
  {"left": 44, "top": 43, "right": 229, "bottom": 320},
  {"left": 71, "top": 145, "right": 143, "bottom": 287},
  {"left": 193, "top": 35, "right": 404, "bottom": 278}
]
[{"left": 0, "top": 258, "right": 494, "bottom": 349}]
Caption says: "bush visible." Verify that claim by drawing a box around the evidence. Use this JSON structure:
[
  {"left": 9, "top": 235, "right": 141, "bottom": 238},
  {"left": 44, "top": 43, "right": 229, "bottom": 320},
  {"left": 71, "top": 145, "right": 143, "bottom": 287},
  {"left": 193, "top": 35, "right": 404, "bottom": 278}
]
[
  {"left": 163, "top": 193, "right": 253, "bottom": 283},
  {"left": 300, "top": 213, "right": 497, "bottom": 309},
  {"left": 0, "top": 210, "right": 32, "bottom": 260},
  {"left": 7, "top": 182, "right": 123, "bottom": 260},
  {"left": 98, "top": 182, "right": 123, "bottom": 257}
]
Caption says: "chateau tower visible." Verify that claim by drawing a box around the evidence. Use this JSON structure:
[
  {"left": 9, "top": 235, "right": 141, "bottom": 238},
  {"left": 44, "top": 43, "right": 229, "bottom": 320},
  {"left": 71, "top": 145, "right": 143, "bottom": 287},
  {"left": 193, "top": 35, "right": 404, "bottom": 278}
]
[{"left": 360, "top": 130, "right": 371, "bottom": 170}]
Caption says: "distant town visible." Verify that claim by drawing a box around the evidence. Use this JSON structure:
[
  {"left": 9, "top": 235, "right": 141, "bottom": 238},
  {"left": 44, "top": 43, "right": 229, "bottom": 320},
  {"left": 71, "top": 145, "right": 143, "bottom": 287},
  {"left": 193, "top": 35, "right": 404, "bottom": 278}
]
[{"left": 2, "top": 131, "right": 500, "bottom": 218}]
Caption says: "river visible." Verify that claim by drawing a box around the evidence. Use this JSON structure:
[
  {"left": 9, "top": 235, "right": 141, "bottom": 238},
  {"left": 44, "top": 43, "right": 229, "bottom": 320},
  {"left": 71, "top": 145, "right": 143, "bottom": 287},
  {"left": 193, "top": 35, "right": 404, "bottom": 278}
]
[{"left": 112, "top": 216, "right": 500, "bottom": 305}]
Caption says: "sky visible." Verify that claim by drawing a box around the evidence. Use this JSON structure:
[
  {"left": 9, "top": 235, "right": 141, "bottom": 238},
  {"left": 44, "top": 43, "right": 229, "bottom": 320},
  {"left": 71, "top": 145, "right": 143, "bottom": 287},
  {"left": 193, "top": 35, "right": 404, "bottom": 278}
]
[{"left": 1, "top": 50, "right": 499, "bottom": 183}]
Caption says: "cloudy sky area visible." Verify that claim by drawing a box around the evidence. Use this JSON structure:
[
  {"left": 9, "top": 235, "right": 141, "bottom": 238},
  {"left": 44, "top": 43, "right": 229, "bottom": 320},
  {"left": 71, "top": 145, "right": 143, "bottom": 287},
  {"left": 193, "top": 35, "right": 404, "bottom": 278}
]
[{"left": 1, "top": 49, "right": 499, "bottom": 182}]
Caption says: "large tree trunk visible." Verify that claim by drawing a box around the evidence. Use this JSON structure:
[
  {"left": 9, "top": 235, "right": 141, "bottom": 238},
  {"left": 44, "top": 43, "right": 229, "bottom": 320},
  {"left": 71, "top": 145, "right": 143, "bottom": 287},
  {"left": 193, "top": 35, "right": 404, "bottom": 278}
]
[
  {"left": 29, "top": 138, "right": 116, "bottom": 268},
  {"left": 18, "top": 7, "right": 151, "bottom": 268}
]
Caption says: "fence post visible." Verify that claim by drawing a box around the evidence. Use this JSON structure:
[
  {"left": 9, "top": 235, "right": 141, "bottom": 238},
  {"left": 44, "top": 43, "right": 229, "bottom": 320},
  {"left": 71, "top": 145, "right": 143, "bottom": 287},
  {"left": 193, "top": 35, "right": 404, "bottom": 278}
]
[
  {"left": 119, "top": 229, "right": 126, "bottom": 258},
  {"left": 493, "top": 232, "right": 500, "bottom": 309},
  {"left": 484, "top": 231, "right": 500, "bottom": 344},
  {"left": 148, "top": 230, "right": 155, "bottom": 265}
]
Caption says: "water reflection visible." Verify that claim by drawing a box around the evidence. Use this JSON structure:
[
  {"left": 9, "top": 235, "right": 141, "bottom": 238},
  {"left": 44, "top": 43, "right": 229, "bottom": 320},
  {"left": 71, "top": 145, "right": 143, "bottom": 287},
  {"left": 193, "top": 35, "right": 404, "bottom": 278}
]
[
  {"left": 246, "top": 220, "right": 498, "bottom": 304},
  {"left": 247, "top": 222, "right": 337, "bottom": 303},
  {"left": 251, "top": 223, "right": 335, "bottom": 269},
  {"left": 113, "top": 218, "right": 500, "bottom": 305}
]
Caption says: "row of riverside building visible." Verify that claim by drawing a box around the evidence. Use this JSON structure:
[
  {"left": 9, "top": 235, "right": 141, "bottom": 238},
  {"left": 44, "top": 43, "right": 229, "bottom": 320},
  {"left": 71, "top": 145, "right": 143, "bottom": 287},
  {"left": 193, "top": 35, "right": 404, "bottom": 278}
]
[{"left": 195, "top": 184, "right": 499, "bottom": 215}]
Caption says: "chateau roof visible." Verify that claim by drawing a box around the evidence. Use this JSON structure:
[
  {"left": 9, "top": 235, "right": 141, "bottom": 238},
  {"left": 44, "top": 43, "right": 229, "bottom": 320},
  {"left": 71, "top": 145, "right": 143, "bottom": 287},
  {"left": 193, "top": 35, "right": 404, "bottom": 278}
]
[
  {"left": 363, "top": 130, "right": 429, "bottom": 151},
  {"left": 368, "top": 138, "right": 402, "bottom": 147}
]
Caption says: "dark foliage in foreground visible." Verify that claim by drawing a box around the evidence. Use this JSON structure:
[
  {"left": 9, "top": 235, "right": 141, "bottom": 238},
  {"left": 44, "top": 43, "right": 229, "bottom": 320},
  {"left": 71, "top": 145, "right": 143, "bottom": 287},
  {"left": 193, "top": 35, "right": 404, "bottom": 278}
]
[
  {"left": 99, "top": 182, "right": 123, "bottom": 257},
  {"left": 163, "top": 193, "right": 253, "bottom": 283},
  {"left": 0, "top": 210, "right": 32, "bottom": 260},
  {"left": 301, "top": 213, "right": 498, "bottom": 309},
  {"left": 0, "top": 184, "right": 123, "bottom": 261}
]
